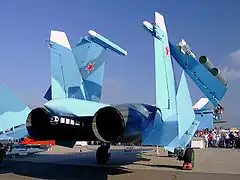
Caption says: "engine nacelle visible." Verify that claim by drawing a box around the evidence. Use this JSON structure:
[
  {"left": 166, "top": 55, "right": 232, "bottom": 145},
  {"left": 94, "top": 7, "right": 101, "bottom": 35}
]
[
  {"left": 92, "top": 104, "right": 149, "bottom": 143},
  {"left": 210, "top": 68, "right": 228, "bottom": 86},
  {"left": 26, "top": 108, "right": 98, "bottom": 141},
  {"left": 26, "top": 108, "right": 53, "bottom": 140},
  {"left": 199, "top": 56, "right": 214, "bottom": 71}
]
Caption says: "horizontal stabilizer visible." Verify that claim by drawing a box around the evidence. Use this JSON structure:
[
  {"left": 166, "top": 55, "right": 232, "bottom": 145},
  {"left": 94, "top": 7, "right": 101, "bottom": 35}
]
[
  {"left": 88, "top": 30, "right": 127, "bottom": 56},
  {"left": 195, "top": 109, "right": 213, "bottom": 130},
  {"left": 0, "top": 86, "right": 31, "bottom": 138},
  {"left": 176, "top": 71, "right": 195, "bottom": 138},
  {"left": 169, "top": 42, "right": 228, "bottom": 106},
  {"left": 193, "top": 98, "right": 209, "bottom": 110}
]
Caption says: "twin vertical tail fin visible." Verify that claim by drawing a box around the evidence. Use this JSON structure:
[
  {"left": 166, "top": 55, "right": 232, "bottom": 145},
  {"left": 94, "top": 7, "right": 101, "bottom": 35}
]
[
  {"left": 45, "top": 30, "right": 86, "bottom": 101},
  {"left": 72, "top": 30, "right": 127, "bottom": 102},
  {"left": 45, "top": 30, "right": 127, "bottom": 102}
]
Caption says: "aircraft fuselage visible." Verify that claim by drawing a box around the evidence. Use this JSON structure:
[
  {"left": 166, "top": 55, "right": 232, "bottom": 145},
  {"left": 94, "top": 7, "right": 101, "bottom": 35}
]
[{"left": 26, "top": 98, "right": 160, "bottom": 144}]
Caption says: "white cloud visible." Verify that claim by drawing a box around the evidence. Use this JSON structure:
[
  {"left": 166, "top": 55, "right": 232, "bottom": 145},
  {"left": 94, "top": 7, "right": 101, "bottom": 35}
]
[
  {"left": 219, "top": 49, "right": 240, "bottom": 81},
  {"left": 230, "top": 49, "right": 240, "bottom": 65},
  {"left": 221, "top": 66, "right": 240, "bottom": 80}
]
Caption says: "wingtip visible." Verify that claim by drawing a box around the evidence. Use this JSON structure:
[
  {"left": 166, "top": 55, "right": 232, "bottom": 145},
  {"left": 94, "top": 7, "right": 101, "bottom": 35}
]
[{"left": 50, "top": 30, "right": 71, "bottom": 49}]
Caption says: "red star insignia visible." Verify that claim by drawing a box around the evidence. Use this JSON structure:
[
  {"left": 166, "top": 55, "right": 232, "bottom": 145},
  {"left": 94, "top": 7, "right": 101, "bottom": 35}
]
[
  {"left": 85, "top": 63, "right": 94, "bottom": 73},
  {"left": 165, "top": 46, "right": 169, "bottom": 56}
]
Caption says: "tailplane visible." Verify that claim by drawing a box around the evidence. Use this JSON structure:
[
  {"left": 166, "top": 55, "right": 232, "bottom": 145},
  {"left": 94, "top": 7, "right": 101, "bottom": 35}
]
[
  {"left": 169, "top": 41, "right": 228, "bottom": 107},
  {"left": 193, "top": 98, "right": 209, "bottom": 110},
  {"left": 195, "top": 109, "right": 213, "bottom": 130}
]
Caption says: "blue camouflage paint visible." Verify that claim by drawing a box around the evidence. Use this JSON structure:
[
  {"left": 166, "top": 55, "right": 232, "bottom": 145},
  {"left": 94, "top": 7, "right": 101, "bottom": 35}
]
[
  {"left": 169, "top": 42, "right": 228, "bottom": 106},
  {"left": 0, "top": 86, "right": 31, "bottom": 140}
]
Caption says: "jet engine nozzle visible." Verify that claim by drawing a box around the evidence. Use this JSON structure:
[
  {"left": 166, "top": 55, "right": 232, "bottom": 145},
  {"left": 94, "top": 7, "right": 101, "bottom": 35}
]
[
  {"left": 26, "top": 108, "right": 52, "bottom": 140},
  {"left": 92, "top": 106, "right": 126, "bottom": 143}
]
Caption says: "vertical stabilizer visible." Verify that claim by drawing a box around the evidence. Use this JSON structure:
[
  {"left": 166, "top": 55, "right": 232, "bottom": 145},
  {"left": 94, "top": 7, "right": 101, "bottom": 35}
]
[
  {"left": 72, "top": 37, "right": 106, "bottom": 102},
  {"left": 49, "top": 30, "right": 86, "bottom": 100},
  {"left": 72, "top": 32, "right": 127, "bottom": 102},
  {"left": 154, "top": 12, "right": 176, "bottom": 120}
]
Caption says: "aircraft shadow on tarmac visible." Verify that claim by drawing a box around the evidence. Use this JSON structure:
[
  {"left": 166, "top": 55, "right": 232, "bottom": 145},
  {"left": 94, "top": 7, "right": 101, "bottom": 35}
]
[
  {"left": 134, "top": 163, "right": 183, "bottom": 170},
  {"left": 0, "top": 148, "right": 154, "bottom": 180}
]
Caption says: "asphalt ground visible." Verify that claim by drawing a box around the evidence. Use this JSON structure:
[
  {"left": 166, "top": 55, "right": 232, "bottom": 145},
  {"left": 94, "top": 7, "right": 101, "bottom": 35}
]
[{"left": 0, "top": 145, "right": 239, "bottom": 180}]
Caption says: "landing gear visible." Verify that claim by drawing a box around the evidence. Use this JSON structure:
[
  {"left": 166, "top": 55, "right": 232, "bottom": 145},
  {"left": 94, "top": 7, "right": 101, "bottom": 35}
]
[
  {"left": 96, "top": 144, "right": 111, "bottom": 164},
  {"left": 181, "top": 148, "right": 195, "bottom": 170},
  {"left": 168, "top": 147, "right": 184, "bottom": 158}
]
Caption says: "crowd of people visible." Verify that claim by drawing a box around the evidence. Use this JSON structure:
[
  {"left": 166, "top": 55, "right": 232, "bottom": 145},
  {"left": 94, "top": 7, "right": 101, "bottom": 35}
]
[{"left": 194, "top": 127, "right": 240, "bottom": 149}]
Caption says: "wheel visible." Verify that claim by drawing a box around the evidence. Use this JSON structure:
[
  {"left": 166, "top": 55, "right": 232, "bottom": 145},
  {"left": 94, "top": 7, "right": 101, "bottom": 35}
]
[
  {"left": 96, "top": 145, "right": 110, "bottom": 164},
  {"left": 183, "top": 148, "right": 195, "bottom": 168}
]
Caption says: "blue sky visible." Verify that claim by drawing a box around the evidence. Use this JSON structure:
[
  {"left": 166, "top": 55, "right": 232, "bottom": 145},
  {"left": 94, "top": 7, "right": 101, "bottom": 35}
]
[{"left": 0, "top": 1, "right": 239, "bottom": 127}]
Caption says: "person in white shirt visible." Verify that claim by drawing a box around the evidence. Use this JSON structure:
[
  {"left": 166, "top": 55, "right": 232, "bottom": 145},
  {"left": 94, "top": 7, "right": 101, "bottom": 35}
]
[
  {"left": 225, "top": 132, "right": 230, "bottom": 148},
  {"left": 216, "top": 132, "right": 221, "bottom": 147},
  {"left": 212, "top": 132, "right": 217, "bottom": 147},
  {"left": 204, "top": 132, "right": 208, "bottom": 148}
]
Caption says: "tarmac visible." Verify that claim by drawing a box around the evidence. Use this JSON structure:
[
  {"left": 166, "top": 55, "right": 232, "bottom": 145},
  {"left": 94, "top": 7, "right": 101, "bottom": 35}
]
[{"left": 0, "top": 145, "right": 240, "bottom": 180}]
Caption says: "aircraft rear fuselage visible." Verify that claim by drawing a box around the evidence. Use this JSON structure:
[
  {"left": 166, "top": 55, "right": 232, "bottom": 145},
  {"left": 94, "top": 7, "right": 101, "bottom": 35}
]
[{"left": 26, "top": 99, "right": 159, "bottom": 144}]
